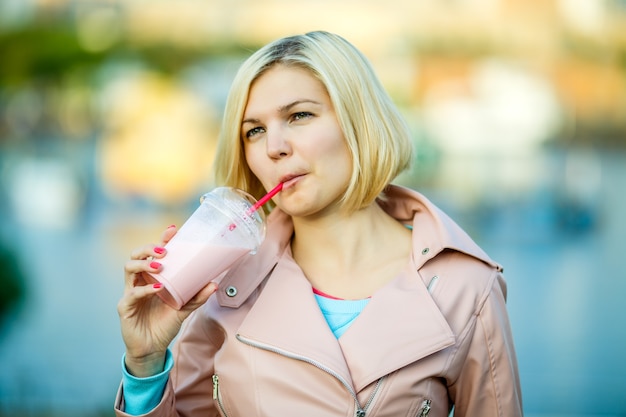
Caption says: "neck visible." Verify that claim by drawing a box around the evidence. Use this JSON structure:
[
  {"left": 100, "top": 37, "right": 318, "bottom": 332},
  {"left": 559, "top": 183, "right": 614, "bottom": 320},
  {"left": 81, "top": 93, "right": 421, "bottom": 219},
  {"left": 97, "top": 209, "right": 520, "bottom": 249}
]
[
  {"left": 291, "top": 204, "right": 376, "bottom": 259},
  {"left": 290, "top": 202, "right": 412, "bottom": 299}
]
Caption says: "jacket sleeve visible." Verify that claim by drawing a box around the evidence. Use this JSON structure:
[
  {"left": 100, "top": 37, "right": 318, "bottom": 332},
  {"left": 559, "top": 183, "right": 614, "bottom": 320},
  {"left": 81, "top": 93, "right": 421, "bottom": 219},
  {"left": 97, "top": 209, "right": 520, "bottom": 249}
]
[
  {"left": 114, "top": 378, "right": 178, "bottom": 417},
  {"left": 447, "top": 272, "right": 523, "bottom": 416},
  {"left": 114, "top": 306, "right": 221, "bottom": 417}
]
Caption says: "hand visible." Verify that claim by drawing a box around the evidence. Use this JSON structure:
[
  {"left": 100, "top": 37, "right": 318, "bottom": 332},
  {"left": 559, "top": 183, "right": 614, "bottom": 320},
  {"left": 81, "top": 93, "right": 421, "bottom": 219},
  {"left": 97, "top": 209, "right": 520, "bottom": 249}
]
[{"left": 117, "top": 225, "right": 219, "bottom": 377}]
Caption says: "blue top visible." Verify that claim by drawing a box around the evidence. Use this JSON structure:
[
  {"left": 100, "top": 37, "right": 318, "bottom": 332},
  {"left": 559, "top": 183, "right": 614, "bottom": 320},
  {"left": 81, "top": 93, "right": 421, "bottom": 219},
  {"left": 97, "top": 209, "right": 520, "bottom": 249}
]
[{"left": 313, "top": 292, "right": 370, "bottom": 338}]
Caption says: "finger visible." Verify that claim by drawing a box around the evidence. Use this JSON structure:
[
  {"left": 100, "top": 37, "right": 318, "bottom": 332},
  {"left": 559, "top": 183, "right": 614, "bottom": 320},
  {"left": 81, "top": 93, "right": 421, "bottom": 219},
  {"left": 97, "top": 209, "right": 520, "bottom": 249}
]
[
  {"left": 130, "top": 244, "right": 166, "bottom": 261},
  {"left": 124, "top": 260, "right": 162, "bottom": 289},
  {"left": 160, "top": 225, "right": 177, "bottom": 246},
  {"left": 118, "top": 282, "right": 165, "bottom": 316}
]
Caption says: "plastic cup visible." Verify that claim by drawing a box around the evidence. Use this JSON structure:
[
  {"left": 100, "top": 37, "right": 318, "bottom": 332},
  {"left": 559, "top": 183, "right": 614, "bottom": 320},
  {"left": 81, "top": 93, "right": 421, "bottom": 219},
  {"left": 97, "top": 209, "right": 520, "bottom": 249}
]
[{"left": 145, "top": 187, "right": 266, "bottom": 309}]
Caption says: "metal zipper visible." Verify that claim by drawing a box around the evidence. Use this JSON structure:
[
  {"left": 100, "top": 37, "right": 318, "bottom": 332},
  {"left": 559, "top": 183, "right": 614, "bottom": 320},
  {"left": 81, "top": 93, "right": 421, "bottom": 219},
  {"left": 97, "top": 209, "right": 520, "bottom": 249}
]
[
  {"left": 212, "top": 374, "right": 229, "bottom": 417},
  {"left": 236, "top": 334, "right": 384, "bottom": 416},
  {"left": 358, "top": 376, "right": 385, "bottom": 416},
  {"left": 417, "top": 399, "right": 431, "bottom": 416}
]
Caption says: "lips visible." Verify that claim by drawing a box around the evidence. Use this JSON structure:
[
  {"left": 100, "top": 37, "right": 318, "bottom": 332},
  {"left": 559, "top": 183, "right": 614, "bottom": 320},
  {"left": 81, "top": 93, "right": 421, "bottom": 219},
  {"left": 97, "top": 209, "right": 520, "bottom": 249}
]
[{"left": 279, "top": 173, "right": 305, "bottom": 190}]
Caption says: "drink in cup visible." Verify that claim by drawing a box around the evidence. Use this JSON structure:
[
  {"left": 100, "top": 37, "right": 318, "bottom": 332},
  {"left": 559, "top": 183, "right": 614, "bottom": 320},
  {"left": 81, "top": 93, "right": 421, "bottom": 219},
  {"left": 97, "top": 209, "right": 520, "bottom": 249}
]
[{"left": 145, "top": 187, "right": 267, "bottom": 309}]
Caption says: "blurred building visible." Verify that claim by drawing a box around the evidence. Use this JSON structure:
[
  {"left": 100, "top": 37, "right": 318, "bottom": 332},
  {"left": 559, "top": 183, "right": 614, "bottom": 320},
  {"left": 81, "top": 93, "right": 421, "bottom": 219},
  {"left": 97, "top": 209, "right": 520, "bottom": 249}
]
[{"left": 0, "top": 0, "right": 623, "bottom": 229}]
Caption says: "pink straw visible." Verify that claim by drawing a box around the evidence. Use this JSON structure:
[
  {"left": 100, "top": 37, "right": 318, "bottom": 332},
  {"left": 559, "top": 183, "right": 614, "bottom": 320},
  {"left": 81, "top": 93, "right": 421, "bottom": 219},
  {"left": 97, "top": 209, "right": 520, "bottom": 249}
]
[
  {"left": 227, "top": 183, "right": 284, "bottom": 232},
  {"left": 247, "top": 182, "right": 284, "bottom": 215}
]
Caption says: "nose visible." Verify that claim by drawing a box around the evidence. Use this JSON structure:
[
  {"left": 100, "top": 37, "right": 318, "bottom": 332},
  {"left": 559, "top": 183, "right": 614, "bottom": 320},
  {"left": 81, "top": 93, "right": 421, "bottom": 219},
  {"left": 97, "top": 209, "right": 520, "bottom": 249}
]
[{"left": 266, "top": 126, "right": 292, "bottom": 159}]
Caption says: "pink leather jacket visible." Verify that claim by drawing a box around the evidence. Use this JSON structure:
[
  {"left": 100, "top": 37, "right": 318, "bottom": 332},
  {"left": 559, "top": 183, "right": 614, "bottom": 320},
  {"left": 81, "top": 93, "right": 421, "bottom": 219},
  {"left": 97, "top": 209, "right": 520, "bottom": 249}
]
[{"left": 115, "top": 185, "right": 523, "bottom": 417}]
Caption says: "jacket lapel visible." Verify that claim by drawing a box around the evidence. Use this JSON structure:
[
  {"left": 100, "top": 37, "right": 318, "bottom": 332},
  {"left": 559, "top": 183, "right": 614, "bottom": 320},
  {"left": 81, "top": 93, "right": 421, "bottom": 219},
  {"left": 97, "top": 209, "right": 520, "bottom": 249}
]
[
  {"left": 236, "top": 248, "right": 354, "bottom": 385},
  {"left": 338, "top": 259, "right": 455, "bottom": 391},
  {"left": 218, "top": 210, "right": 353, "bottom": 380},
  {"left": 235, "top": 248, "right": 455, "bottom": 393}
]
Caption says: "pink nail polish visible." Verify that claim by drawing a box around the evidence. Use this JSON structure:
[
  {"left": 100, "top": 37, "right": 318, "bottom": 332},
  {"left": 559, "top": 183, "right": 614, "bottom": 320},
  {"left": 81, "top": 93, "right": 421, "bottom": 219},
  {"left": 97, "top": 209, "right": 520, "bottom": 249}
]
[
  {"left": 154, "top": 246, "right": 165, "bottom": 254},
  {"left": 153, "top": 283, "right": 163, "bottom": 289},
  {"left": 150, "top": 261, "right": 161, "bottom": 269},
  {"left": 167, "top": 224, "right": 176, "bottom": 229}
]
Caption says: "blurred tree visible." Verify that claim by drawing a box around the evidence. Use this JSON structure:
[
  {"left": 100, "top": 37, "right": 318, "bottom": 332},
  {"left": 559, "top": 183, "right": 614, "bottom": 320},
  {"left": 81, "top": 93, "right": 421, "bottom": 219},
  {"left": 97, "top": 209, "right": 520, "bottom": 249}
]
[
  {"left": 0, "top": 241, "right": 26, "bottom": 334},
  {"left": 0, "top": 21, "right": 255, "bottom": 86},
  {"left": 0, "top": 23, "right": 107, "bottom": 86}
]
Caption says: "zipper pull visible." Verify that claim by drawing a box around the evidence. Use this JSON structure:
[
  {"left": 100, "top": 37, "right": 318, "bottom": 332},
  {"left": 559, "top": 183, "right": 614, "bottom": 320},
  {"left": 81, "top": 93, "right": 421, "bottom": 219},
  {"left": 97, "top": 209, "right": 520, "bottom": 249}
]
[
  {"left": 355, "top": 411, "right": 366, "bottom": 417},
  {"left": 212, "top": 374, "right": 219, "bottom": 400},
  {"left": 418, "top": 399, "right": 431, "bottom": 416},
  {"left": 427, "top": 276, "right": 439, "bottom": 293}
]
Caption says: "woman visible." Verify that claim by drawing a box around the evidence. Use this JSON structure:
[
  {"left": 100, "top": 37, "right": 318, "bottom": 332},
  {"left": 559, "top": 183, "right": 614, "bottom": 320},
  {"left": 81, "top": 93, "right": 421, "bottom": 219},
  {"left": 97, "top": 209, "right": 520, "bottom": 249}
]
[{"left": 116, "top": 31, "right": 523, "bottom": 416}]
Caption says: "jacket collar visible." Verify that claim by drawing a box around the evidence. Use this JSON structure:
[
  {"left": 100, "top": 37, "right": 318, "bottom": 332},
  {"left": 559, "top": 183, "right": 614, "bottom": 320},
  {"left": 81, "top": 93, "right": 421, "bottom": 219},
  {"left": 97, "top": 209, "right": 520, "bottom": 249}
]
[
  {"left": 215, "top": 184, "right": 496, "bottom": 390},
  {"left": 217, "top": 184, "right": 499, "bottom": 309},
  {"left": 378, "top": 185, "right": 500, "bottom": 271}
]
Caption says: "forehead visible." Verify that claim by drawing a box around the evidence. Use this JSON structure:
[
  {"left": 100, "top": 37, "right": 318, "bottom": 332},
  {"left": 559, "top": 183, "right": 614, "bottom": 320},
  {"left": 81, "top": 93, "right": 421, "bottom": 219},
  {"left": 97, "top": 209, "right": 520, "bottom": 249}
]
[{"left": 245, "top": 65, "right": 327, "bottom": 110}]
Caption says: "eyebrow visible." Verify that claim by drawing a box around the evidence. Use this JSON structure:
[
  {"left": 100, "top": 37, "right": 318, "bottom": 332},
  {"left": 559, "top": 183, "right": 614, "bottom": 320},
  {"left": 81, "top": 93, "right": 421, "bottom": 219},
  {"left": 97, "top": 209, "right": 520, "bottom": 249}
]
[{"left": 241, "top": 99, "right": 322, "bottom": 125}]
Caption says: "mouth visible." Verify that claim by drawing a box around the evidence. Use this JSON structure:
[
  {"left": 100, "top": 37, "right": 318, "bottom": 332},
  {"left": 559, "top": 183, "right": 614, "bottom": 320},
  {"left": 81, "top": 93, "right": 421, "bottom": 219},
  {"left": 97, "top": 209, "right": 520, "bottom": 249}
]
[{"left": 279, "top": 173, "right": 305, "bottom": 190}]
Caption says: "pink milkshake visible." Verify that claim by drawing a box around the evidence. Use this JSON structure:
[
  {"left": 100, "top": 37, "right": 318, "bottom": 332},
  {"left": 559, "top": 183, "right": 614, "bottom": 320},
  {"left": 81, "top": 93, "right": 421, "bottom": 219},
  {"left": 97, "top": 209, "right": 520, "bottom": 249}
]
[
  {"left": 145, "top": 187, "right": 269, "bottom": 309},
  {"left": 146, "top": 241, "right": 249, "bottom": 309}
]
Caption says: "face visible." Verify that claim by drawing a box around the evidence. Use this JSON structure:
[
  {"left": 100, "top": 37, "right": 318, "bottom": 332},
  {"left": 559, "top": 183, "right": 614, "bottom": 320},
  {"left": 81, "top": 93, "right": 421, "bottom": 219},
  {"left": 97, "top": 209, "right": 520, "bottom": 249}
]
[{"left": 242, "top": 65, "right": 352, "bottom": 219}]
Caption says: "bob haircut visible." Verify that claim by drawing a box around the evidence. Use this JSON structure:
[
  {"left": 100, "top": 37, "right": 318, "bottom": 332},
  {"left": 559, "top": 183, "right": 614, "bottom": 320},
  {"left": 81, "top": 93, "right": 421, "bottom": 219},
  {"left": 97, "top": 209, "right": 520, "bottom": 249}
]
[{"left": 213, "top": 30, "right": 413, "bottom": 214}]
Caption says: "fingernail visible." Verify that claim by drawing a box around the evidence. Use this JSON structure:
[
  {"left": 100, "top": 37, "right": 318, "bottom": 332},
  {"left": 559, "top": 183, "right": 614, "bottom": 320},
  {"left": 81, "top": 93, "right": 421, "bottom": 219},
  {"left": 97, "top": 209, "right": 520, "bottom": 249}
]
[
  {"left": 150, "top": 261, "right": 161, "bottom": 269},
  {"left": 154, "top": 246, "right": 165, "bottom": 254},
  {"left": 153, "top": 283, "right": 163, "bottom": 289},
  {"left": 167, "top": 224, "right": 176, "bottom": 229}
]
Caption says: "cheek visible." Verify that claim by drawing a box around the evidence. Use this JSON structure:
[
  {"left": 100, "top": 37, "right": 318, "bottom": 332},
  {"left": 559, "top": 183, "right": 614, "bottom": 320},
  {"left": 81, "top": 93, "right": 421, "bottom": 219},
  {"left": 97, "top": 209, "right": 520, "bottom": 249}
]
[
  {"left": 324, "top": 133, "right": 351, "bottom": 168},
  {"left": 243, "top": 144, "right": 261, "bottom": 175},
  {"left": 310, "top": 122, "right": 348, "bottom": 157},
  {"left": 245, "top": 143, "right": 274, "bottom": 186}
]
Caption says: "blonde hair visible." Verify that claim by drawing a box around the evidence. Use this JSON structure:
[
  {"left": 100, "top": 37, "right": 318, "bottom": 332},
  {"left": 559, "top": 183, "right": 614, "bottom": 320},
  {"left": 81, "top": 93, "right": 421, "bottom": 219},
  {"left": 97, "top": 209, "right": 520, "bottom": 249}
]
[{"left": 213, "top": 31, "right": 413, "bottom": 213}]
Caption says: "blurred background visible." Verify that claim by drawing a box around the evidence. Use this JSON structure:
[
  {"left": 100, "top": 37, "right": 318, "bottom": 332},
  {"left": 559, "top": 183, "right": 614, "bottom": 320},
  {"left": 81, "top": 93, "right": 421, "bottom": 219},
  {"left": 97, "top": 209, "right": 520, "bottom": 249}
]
[{"left": 0, "top": 0, "right": 624, "bottom": 416}]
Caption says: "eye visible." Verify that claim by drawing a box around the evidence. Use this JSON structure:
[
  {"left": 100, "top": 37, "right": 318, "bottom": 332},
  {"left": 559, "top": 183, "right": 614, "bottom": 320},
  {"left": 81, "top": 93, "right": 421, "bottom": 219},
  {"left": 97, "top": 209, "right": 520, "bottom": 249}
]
[
  {"left": 245, "top": 126, "right": 265, "bottom": 139},
  {"left": 291, "top": 111, "right": 313, "bottom": 122}
]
